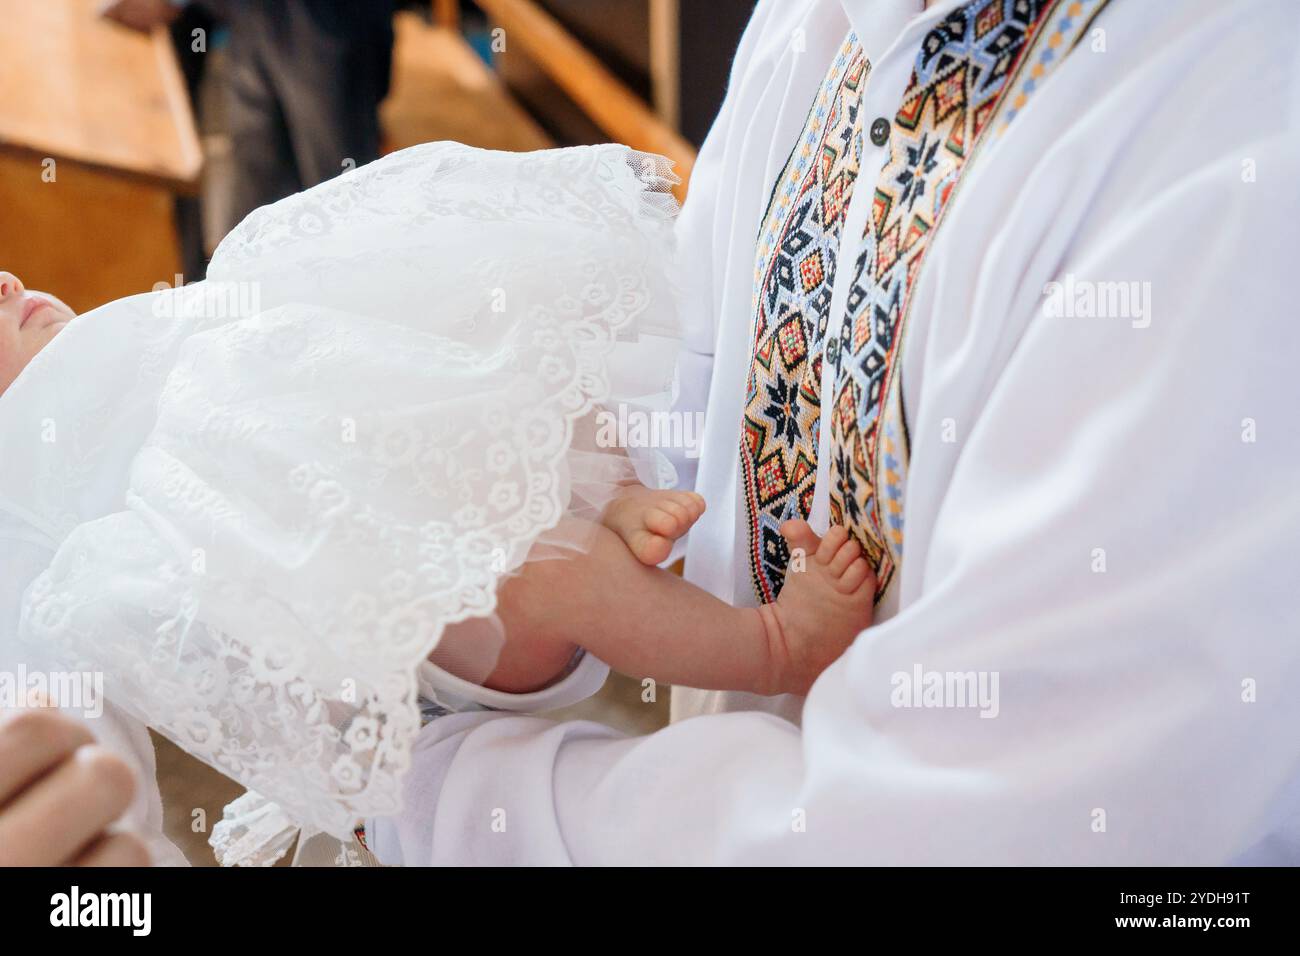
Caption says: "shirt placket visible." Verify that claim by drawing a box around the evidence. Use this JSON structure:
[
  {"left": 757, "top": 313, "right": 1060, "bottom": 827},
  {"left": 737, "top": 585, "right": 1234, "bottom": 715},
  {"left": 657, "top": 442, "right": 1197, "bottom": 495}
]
[{"left": 808, "top": 6, "right": 956, "bottom": 531}]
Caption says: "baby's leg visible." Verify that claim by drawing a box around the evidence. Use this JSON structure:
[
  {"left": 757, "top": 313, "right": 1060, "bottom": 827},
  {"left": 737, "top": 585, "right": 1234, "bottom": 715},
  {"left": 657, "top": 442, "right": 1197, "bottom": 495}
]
[
  {"left": 483, "top": 518, "right": 759, "bottom": 692},
  {"left": 481, "top": 517, "right": 873, "bottom": 696}
]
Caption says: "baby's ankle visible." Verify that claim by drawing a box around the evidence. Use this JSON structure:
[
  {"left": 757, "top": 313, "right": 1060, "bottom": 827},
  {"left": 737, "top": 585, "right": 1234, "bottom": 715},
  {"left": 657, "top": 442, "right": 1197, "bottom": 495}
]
[{"left": 750, "top": 603, "right": 794, "bottom": 697}]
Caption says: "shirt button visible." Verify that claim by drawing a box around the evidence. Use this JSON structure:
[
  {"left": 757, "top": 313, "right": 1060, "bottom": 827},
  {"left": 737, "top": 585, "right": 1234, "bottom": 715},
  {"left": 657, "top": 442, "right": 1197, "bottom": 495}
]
[{"left": 869, "top": 116, "right": 891, "bottom": 146}]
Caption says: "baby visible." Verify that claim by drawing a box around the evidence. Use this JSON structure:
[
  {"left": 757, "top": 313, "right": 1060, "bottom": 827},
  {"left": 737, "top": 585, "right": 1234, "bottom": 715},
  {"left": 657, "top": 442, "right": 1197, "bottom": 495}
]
[
  {"left": 0, "top": 272, "right": 75, "bottom": 396},
  {"left": 1, "top": 268, "right": 873, "bottom": 703},
  {"left": 3, "top": 142, "right": 880, "bottom": 859}
]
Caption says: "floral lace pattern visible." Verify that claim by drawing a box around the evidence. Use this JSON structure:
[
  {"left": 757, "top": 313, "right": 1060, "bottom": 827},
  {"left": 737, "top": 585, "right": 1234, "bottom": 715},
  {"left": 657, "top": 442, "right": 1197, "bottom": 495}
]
[{"left": 8, "top": 143, "right": 681, "bottom": 848}]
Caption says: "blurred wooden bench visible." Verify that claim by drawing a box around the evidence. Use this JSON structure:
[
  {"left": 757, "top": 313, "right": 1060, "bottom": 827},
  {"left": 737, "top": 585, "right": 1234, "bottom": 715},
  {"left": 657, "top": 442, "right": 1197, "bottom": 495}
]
[{"left": 0, "top": 0, "right": 201, "bottom": 312}]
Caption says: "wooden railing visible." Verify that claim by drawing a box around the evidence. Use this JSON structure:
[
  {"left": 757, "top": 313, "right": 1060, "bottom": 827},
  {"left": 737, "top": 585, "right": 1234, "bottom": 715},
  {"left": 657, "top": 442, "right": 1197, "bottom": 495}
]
[{"left": 467, "top": 0, "right": 696, "bottom": 196}]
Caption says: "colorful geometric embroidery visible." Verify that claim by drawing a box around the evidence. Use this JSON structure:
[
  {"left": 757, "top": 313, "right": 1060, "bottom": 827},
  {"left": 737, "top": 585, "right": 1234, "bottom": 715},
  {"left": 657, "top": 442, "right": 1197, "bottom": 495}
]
[
  {"left": 825, "top": 0, "right": 1057, "bottom": 599},
  {"left": 740, "top": 0, "right": 1099, "bottom": 605},
  {"left": 998, "top": 0, "right": 1111, "bottom": 133},
  {"left": 741, "top": 35, "right": 870, "bottom": 602}
]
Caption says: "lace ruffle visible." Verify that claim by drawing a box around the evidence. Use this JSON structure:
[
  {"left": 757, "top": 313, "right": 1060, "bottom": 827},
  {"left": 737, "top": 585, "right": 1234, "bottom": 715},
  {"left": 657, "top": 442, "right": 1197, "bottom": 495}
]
[{"left": 6, "top": 143, "right": 682, "bottom": 854}]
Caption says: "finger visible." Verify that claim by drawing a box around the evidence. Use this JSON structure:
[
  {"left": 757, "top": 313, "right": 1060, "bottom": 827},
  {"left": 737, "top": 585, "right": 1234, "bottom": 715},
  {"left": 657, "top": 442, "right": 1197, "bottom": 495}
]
[
  {"left": 69, "top": 831, "right": 152, "bottom": 868},
  {"left": 827, "top": 537, "right": 862, "bottom": 576},
  {"left": 815, "top": 525, "right": 848, "bottom": 563},
  {"left": 0, "top": 745, "right": 137, "bottom": 867},
  {"left": 0, "top": 708, "right": 95, "bottom": 806}
]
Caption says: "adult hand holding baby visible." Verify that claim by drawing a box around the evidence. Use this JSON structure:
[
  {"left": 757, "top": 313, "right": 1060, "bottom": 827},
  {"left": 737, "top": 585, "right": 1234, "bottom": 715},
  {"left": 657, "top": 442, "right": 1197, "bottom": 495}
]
[{"left": 0, "top": 706, "right": 150, "bottom": 867}]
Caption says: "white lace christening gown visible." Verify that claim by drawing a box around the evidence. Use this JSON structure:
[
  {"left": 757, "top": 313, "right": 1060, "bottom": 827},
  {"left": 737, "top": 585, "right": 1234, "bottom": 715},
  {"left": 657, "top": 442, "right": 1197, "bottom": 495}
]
[{"left": 0, "top": 142, "right": 682, "bottom": 862}]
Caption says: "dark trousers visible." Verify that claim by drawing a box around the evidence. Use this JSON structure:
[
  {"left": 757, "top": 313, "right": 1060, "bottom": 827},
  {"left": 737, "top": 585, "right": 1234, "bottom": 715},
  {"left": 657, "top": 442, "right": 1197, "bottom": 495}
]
[
  {"left": 211, "top": 0, "right": 395, "bottom": 237},
  {"left": 170, "top": 3, "right": 219, "bottom": 281}
]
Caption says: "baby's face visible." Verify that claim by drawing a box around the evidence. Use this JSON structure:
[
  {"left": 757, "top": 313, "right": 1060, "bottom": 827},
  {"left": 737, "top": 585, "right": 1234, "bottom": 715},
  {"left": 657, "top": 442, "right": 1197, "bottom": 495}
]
[{"left": 0, "top": 272, "right": 76, "bottom": 397}]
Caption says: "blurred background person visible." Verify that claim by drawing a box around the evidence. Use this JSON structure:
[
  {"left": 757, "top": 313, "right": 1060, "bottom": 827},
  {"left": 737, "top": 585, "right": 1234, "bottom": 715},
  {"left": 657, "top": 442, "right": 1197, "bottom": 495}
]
[{"left": 101, "top": 0, "right": 396, "bottom": 275}]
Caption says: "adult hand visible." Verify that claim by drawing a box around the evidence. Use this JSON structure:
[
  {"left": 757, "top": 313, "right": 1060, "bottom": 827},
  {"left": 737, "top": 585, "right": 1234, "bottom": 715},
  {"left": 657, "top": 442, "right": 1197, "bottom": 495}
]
[
  {"left": 0, "top": 708, "right": 150, "bottom": 866},
  {"left": 98, "top": 0, "right": 182, "bottom": 33}
]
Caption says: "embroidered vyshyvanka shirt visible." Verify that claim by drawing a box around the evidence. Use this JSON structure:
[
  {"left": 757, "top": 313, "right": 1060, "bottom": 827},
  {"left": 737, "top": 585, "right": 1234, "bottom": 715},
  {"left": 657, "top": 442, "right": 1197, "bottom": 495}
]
[{"left": 742, "top": 0, "right": 1107, "bottom": 605}]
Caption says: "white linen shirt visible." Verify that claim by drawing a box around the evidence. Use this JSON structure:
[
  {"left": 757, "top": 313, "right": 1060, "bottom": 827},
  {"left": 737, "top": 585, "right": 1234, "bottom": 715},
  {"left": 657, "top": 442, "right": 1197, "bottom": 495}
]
[{"left": 368, "top": 0, "right": 1300, "bottom": 865}]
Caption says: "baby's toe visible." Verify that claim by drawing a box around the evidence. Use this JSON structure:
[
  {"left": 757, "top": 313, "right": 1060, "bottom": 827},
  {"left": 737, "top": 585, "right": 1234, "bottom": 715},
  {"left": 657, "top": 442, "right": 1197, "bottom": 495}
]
[
  {"left": 630, "top": 528, "right": 673, "bottom": 566},
  {"left": 827, "top": 537, "right": 861, "bottom": 576},
  {"left": 837, "top": 557, "right": 875, "bottom": 595},
  {"left": 644, "top": 504, "right": 685, "bottom": 538},
  {"left": 666, "top": 492, "right": 705, "bottom": 526},
  {"left": 815, "top": 525, "right": 849, "bottom": 563},
  {"left": 780, "top": 519, "right": 820, "bottom": 557},
  {"left": 679, "top": 492, "right": 707, "bottom": 516}
]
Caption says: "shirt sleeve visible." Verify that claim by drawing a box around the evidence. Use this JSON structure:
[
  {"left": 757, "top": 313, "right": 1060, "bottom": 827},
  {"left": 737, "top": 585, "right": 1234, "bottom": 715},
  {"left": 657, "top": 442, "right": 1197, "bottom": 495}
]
[
  {"left": 366, "top": 115, "right": 1300, "bottom": 864},
  {"left": 658, "top": 0, "right": 778, "bottom": 504}
]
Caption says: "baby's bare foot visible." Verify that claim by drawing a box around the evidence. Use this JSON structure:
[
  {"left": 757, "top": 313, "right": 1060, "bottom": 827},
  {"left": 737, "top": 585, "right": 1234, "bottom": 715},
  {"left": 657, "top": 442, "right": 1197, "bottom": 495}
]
[
  {"left": 601, "top": 485, "right": 706, "bottom": 566},
  {"left": 756, "top": 519, "right": 876, "bottom": 695}
]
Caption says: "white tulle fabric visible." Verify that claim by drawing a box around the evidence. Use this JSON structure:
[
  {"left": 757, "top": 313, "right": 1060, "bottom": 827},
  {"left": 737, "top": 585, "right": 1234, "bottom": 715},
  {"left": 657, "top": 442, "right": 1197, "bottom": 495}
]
[{"left": 0, "top": 142, "right": 681, "bottom": 861}]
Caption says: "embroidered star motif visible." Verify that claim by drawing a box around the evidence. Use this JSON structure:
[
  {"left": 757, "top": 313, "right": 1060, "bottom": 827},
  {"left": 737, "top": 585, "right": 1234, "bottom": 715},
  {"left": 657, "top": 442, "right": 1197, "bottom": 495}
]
[
  {"left": 762, "top": 372, "right": 805, "bottom": 447},
  {"left": 895, "top": 132, "right": 940, "bottom": 210}
]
